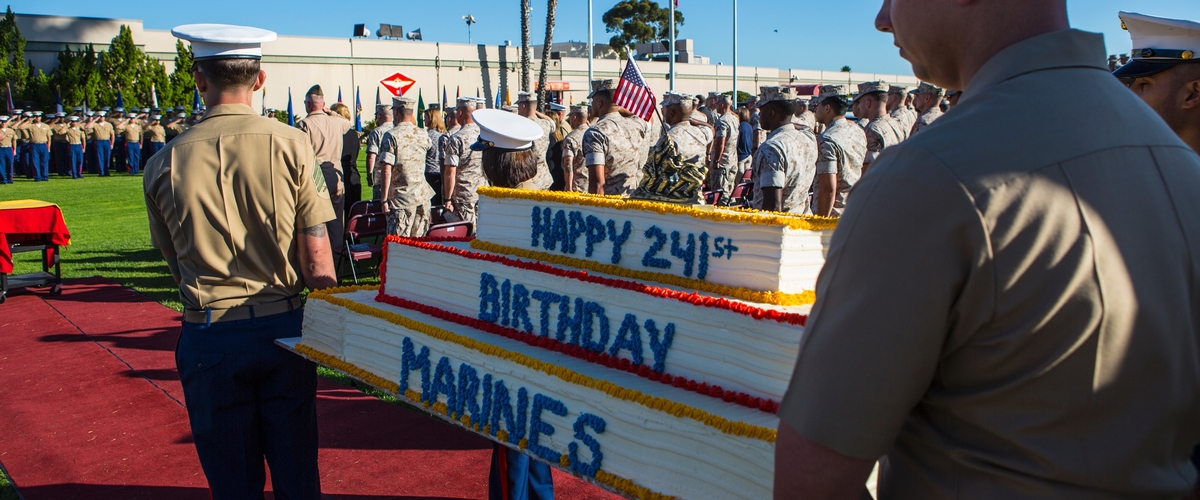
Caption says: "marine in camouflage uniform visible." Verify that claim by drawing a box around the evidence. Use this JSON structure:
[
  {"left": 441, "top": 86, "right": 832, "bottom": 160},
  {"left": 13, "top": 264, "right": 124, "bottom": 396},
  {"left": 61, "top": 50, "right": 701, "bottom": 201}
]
[
  {"left": 792, "top": 102, "right": 817, "bottom": 133},
  {"left": 515, "top": 92, "right": 555, "bottom": 190},
  {"left": 443, "top": 98, "right": 487, "bottom": 223},
  {"left": 560, "top": 104, "right": 590, "bottom": 193},
  {"left": 582, "top": 79, "right": 651, "bottom": 196},
  {"left": 712, "top": 94, "right": 741, "bottom": 194},
  {"left": 909, "top": 82, "right": 945, "bottom": 136},
  {"left": 886, "top": 86, "right": 916, "bottom": 140},
  {"left": 854, "top": 81, "right": 908, "bottom": 173},
  {"left": 813, "top": 85, "right": 867, "bottom": 217},
  {"left": 662, "top": 93, "right": 713, "bottom": 168},
  {"left": 751, "top": 87, "right": 818, "bottom": 214},
  {"left": 365, "top": 105, "right": 394, "bottom": 200},
  {"left": 380, "top": 97, "right": 434, "bottom": 237}
]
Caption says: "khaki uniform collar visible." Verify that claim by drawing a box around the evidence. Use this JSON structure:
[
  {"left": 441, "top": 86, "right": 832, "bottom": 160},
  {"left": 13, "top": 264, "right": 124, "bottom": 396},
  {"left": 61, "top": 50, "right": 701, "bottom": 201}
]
[
  {"left": 201, "top": 104, "right": 257, "bottom": 122},
  {"left": 964, "top": 29, "right": 1106, "bottom": 105}
]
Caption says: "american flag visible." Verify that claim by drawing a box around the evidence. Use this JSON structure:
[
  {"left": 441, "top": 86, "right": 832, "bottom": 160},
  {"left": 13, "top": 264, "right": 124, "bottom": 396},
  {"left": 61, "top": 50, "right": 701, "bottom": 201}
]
[{"left": 614, "top": 58, "right": 656, "bottom": 121}]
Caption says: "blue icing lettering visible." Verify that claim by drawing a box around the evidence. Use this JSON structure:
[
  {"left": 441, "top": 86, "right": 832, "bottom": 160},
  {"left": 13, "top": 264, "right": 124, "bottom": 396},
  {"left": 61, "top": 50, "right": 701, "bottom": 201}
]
[
  {"left": 500, "top": 279, "right": 512, "bottom": 327},
  {"left": 480, "top": 374, "right": 494, "bottom": 430},
  {"left": 569, "top": 413, "right": 606, "bottom": 477},
  {"left": 670, "top": 231, "right": 696, "bottom": 278},
  {"left": 511, "top": 284, "right": 534, "bottom": 333},
  {"left": 644, "top": 319, "right": 676, "bottom": 373},
  {"left": 531, "top": 290, "right": 563, "bottom": 338},
  {"left": 491, "top": 381, "right": 528, "bottom": 444},
  {"left": 557, "top": 296, "right": 584, "bottom": 343},
  {"left": 697, "top": 232, "right": 710, "bottom": 280},
  {"left": 429, "top": 356, "right": 457, "bottom": 407},
  {"left": 641, "top": 226, "right": 670, "bottom": 269},
  {"left": 528, "top": 394, "right": 568, "bottom": 462},
  {"left": 455, "top": 363, "right": 481, "bottom": 420},
  {"left": 584, "top": 215, "right": 606, "bottom": 258},
  {"left": 479, "top": 273, "right": 501, "bottom": 323},
  {"left": 579, "top": 301, "right": 610, "bottom": 353},
  {"left": 531, "top": 206, "right": 552, "bottom": 248},
  {"left": 608, "top": 314, "right": 645, "bottom": 365},
  {"left": 606, "top": 220, "right": 633, "bottom": 264},
  {"left": 546, "top": 210, "right": 568, "bottom": 252},
  {"left": 566, "top": 211, "right": 586, "bottom": 254},
  {"left": 400, "top": 337, "right": 431, "bottom": 394}
]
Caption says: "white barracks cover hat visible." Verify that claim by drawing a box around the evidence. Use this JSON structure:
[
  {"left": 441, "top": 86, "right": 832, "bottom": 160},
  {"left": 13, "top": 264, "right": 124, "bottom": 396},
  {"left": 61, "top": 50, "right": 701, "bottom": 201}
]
[
  {"left": 470, "top": 109, "right": 543, "bottom": 151},
  {"left": 1114, "top": 12, "right": 1200, "bottom": 78},
  {"left": 171, "top": 24, "right": 277, "bottom": 60}
]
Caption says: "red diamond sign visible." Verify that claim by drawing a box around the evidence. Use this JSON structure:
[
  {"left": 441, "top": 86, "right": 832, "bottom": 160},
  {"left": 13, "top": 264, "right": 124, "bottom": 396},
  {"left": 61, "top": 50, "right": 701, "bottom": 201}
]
[{"left": 380, "top": 72, "right": 416, "bottom": 97}]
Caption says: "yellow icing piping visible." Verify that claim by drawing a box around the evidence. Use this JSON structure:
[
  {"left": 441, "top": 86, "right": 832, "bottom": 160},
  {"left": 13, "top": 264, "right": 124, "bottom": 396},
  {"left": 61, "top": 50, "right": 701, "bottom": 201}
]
[
  {"left": 304, "top": 288, "right": 777, "bottom": 443},
  {"left": 470, "top": 239, "right": 817, "bottom": 306},
  {"left": 478, "top": 186, "right": 839, "bottom": 231}
]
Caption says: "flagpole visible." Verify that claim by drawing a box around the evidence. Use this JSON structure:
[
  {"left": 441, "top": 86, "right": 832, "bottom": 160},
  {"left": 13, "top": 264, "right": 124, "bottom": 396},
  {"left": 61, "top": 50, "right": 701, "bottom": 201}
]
[
  {"left": 587, "top": 0, "right": 594, "bottom": 85},
  {"left": 669, "top": 0, "right": 676, "bottom": 91}
]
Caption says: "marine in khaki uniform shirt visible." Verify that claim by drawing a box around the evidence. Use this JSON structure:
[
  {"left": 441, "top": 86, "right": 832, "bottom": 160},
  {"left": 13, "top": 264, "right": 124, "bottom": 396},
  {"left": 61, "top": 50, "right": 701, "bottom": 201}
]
[
  {"left": 442, "top": 97, "right": 487, "bottom": 223},
  {"left": 560, "top": 105, "right": 591, "bottom": 193},
  {"left": 117, "top": 119, "right": 143, "bottom": 143},
  {"left": 379, "top": 96, "right": 434, "bottom": 237},
  {"left": 296, "top": 84, "right": 352, "bottom": 255},
  {"left": 144, "top": 120, "right": 167, "bottom": 144},
  {"left": 749, "top": 87, "right": 817, "bottom": 214},
  {"left": 582, "top": 79, "right": 651, "bottom": 196},
  {"left": 777, "top": 18, "right": 1200, "bottom": 499},
  {"left": 144, "top": 24, "right": 334, "bottom": 499},
  {"left": 909, "top": 82, "right": 945, "bottom": 136}
]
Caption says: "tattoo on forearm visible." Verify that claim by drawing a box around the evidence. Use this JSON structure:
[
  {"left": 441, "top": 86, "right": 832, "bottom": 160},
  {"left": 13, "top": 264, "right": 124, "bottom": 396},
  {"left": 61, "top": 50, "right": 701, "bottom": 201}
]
[{"left": 301, "top": 224, "right": 327, "bottom": 237}]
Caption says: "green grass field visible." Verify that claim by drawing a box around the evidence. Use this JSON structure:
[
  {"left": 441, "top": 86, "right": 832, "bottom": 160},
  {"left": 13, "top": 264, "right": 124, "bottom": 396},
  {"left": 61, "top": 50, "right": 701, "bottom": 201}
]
[{"left": 0, "top": 152, "right": 382, "bottom": 497}]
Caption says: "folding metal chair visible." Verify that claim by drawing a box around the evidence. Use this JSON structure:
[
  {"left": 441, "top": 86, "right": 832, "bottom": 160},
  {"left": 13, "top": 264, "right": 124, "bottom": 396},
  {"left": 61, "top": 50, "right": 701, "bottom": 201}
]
[
  {"left": 338, "top": 212, "right": 388, "bottom": 284},
  {"left": 426, "top": 221, "right": 474, "bottom": 239}
]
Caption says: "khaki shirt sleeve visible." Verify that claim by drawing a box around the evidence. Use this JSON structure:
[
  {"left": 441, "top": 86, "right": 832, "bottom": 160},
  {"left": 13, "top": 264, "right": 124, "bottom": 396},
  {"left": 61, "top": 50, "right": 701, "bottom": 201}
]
[
  {"left": 778, "top": 146, "right": 991, "bottom": 459},
  {"left": 294, "top": 140, "right": 337, "bottom": 229},
  {"left": 144, "top": 175, "right": 180, "bottom": 280}
]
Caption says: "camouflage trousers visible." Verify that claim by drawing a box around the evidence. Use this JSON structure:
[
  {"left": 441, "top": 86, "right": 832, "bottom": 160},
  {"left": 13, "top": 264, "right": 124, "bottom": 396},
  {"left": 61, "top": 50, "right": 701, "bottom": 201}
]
[
  {"left": 718, "top": 159, "right": 742, "bottom": 194},
  {"left": 387, "top": 202, "right": 432, "bottom": 237},
  {"left": 451, "top": 199, "right": 478, "bottom": 224}
]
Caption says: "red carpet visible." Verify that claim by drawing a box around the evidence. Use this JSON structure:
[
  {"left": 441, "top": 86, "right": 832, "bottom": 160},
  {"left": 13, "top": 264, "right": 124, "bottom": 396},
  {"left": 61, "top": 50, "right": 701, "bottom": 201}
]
[{"left": 0, "top": 278, "right": 622, "bottom": 500}]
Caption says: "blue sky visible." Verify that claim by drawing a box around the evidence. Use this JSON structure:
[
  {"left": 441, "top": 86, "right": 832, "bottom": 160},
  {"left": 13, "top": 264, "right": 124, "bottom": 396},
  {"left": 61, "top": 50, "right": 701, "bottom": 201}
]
[{"left": 12, "top": 0, "right": 1196, "bottom": 75}]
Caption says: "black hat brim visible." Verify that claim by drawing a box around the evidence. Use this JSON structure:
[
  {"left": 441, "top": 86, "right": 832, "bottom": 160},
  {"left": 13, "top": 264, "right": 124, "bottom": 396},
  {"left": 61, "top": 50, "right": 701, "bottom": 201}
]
[{"left": 1113, "top": 59, "right": 1180, "bottom": 79}]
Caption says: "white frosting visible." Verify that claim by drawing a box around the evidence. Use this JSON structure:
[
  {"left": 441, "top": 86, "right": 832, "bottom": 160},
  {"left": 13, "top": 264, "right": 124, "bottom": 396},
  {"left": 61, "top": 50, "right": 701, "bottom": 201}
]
[
  {"left": 384, "top": 240, "right": 805, "bottom": 402},
  {"left": 475, "top": 195, "right": 833, "bottom": 294},
  {"left": 300, "top": 290, "right": 778, "bottom": 499}
]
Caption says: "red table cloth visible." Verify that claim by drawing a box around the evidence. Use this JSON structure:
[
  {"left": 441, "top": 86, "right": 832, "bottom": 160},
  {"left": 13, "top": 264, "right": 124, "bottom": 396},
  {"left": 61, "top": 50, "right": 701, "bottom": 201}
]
[{"left": 0, "top": 200, "right": 71, "bottom": 274}]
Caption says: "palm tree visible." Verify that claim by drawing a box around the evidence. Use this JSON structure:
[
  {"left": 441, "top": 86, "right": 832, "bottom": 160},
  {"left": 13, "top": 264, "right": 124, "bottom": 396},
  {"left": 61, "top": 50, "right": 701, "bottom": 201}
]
[
  {"left": 536, "top": 0, "right": 558, "bottom": 111},
  {"left": 841, "top": 66, "right": 852, "bottom": 89},
  {"left": 520, "top": 0, "right": 532, "bottom": 92}
]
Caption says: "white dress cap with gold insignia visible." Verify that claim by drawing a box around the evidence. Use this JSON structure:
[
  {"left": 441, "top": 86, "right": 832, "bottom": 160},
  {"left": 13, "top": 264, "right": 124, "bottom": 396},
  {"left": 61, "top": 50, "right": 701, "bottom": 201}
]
[
  {"left": 470, "top": 109, "right": 543, "bottom": 151},
  {"left": 170, "top": 24, "right": 277, "bottom": 60},
  {"left": 1115, "top": 12, "right": 1200, "bottom": 78}
]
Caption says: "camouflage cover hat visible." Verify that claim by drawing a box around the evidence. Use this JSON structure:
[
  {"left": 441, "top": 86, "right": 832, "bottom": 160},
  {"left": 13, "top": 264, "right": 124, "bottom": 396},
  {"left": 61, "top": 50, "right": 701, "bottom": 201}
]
[
  {"left": 911, "top": 82, "right": 944, "bottom": 97},
  {"left": 853, "top": 81, "right": 890, "bottom": 102},
  {"left": 758, "top": 86, "right": 801, "bottom": 105},
  {"left": 815, "top": 84, "right": 849, "bottom": 104},
  {"left": 587, "top": 79, "right": 616, "bottom": 98},
  {"left": 456, "top": 96, "right": 478, "bottom": 107},
  {"left": 569, "top": 104, "right": 586, "bottom": 114},
  {"left": 427, "top": 103, "right": 441, "bottom": 110},
  {"left": 887, "top": 85, "right": 908, "bottom": 95},
  {"left": 375, "top": 104, "right": 393, "bottom": 112},
  {"left": 393, "top": 95, "right": 417, "bottom": 108},
  {"left": 946, "top": 89, "right": 963, "bottom": 97},
  {"left": 713, "top": 93, "right": 731, "bottom": 104},
  {"left": 516, "top": 92, "right": 535, "bottom": 103},
  {"left": 661, "top": 92, "right": 691, "bottom": 107},
  {"left": 306, "top": 84, "right": 323, "bottom": 97}
]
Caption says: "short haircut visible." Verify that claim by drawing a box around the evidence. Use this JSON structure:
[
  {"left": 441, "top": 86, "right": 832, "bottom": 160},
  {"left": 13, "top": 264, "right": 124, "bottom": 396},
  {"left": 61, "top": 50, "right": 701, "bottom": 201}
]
[
  {"left": 195, "top": 58, "right": 260, "bottom": 91},
  {"left": 481, "top": 147, "right": 538, "bottom": 188},
  {"left": 592, "top": 89, "right": 613, "bottom": 101},
  {"left": 761, "top": 100, "right": 798, "bottom": 118},
  {"left": 822, "top": 97, "right": 848, "bottom": 116}
]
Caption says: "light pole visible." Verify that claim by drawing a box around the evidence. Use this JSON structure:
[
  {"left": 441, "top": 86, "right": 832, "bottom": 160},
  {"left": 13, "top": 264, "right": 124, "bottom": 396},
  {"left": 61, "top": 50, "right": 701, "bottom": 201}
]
[
  {"left": 463, "top": 14, "right": 476, "bottom": 44},
  {"left": 669, "top": 0, "right": 676, "bottom": 90},
  {"left": 587, "top": 0, "right": 594, "bottom": 85},
  {"left": 732, "top": 0, "right": 738, "bottom": 105}
]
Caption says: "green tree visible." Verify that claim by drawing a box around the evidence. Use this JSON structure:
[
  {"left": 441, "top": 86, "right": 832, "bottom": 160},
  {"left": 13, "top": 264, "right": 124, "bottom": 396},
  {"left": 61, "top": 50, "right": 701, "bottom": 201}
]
[
  {"left": 24, "top": 66, "right": 51, "bottom": 108},
  {"left": 603, "top": 0, "right": 683, "bottom": 60},
  {"left": 50, "top": 43, "right": 102, "bottom": 109},
  {"left": 166, "top": 40, "right": 195, "bottom": 107},
  {"left": 98, "top": 25, "right": 142, "bottom": 108},
  {"left": 0, "top": 7, "right": 27, "bottom": 99}
]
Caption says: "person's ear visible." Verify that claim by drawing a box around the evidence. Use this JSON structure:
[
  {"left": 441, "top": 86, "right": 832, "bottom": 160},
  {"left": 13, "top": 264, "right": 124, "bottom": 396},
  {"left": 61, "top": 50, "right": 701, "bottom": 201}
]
[
  {"left": 194, "top": 70, "right": 208, "bottom": 93},
  {"left": 1182, "top": 78, "right": 1200, "bottom": 110},
  {"left": 252, "top": 70, "right": 267, "bottom": 92}
]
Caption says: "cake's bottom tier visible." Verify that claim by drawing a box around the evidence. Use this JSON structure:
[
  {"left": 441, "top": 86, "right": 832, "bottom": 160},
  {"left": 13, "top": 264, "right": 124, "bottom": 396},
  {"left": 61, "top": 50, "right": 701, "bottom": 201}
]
[{"left": 300, "top": 289, "right": 779, "bottom": 500}]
